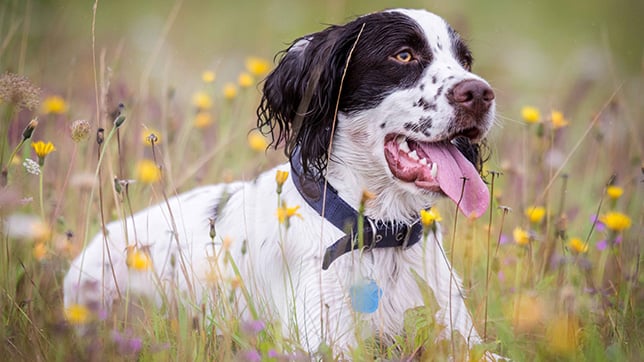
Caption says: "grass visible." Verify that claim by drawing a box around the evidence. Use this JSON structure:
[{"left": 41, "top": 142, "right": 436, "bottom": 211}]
[{"left": 0, "top": 0, "right": 642, "bottom": 360}]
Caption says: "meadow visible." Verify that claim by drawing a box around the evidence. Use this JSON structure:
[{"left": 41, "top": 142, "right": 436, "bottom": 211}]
[{"left": 0, "top": 0, "right": 642, "bottom": 360}]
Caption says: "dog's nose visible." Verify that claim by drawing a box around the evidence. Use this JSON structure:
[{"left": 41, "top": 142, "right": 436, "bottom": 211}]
[{"left": 450, "top": 79, "right": 494, "bottom": 115}]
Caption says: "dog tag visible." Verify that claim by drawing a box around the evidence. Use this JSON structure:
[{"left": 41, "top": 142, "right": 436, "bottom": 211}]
[{"left": 349, "top": 279, "right": 382, "bottom": 313}]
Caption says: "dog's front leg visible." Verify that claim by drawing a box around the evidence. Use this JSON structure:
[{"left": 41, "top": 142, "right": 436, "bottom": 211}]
[{"left": 420, "top": 232, "right": 482, "bottom": 348}]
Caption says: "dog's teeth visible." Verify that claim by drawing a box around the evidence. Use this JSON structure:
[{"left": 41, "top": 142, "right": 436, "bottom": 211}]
[
  {"left": 399, "top": 140, "right": 410, "bottom": 153},
  {"left": 419, "top": 158, "right": 427, "bottom": 165},
  {"left": 395, "top": 135, "right": 406, "bottom": 144},
  {"left": 408, "top": 150, "right": 419, "bottom": 160},
  {"left": 430, "top": 163, "right": 438, "bottom": 178}
]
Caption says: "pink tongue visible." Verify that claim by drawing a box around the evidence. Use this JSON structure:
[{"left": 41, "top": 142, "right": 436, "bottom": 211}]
[{"left": 421, "top": 143, "right": 489, "bottom": 218}]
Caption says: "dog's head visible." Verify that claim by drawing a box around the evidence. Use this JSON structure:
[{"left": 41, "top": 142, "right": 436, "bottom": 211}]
[{"left": 258, "top": 9, "right": 495, "bottom": 219}]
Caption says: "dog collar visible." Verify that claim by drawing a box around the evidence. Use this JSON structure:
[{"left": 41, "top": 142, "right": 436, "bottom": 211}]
[{"left": 290, "top": 149, "right": 423, "bottom": 270}]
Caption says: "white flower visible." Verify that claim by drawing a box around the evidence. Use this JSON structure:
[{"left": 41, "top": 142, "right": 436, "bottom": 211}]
[{"left": 23, "top": 158, "right": 40, "bottom": 175}]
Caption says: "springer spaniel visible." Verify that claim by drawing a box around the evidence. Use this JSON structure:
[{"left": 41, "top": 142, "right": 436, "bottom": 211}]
[{"left": 65, "top": 8, "right": 497, "bottom": 358}]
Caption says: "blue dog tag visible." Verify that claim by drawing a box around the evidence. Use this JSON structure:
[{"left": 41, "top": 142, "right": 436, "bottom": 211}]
[{"left": 349, "top": 279, "right": 383, "bottom": 313}]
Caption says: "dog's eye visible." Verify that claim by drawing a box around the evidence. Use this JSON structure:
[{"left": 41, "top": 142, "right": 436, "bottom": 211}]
[{"left": 394, "top": 50, "right": 413, "bottom": 63}]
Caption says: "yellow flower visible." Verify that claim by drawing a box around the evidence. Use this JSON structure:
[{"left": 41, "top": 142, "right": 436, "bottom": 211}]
[
  {"left": 521, "top": 106, "right": 541, "bottom": 124},
  {"left": 276, "top": 203, "right": 302, "bottom": 224},
  {"left": 420, "top": 208, "right": 442, "bottom": 227},
  {"left": 32, "top": 141, "right": 56, "bottom": 158},
  {"left": 275, "top": 170, "right": 289, "bottom": 194},
  {"left": 606, "top": 185, "right": 624, "bottom": 200},
  {"left": 245, "top": 57, "right": 271, "bottom": 76},
  {"left": 223, "top": 82, "right": 238, "bottom": 100},
  {"left": 202, "top": 70, "right": 216, "bottom": 83},
  {"left": 31, "top": 141, "right": 56, "bottom": 166},
  {"left": 506, "top": 293, "right": 544, "bottom": 332},
  {"left": 513, "top": 227, "right": 530, "bottom": 246},
  {"left": 41, "top": 95, "right": 68, "bottom": 114},
  {"left": 33, "top": 242, "right": 47, "bottom": 261},
  {"left": 141, "top": 128, "right": 161, "bottom": 146},
  {"left": 136, "top": 159, "right": 161, "bottom": 184},
  {"left": 524, "top": 206, "right": 546, "bottom": 224},
  {"left": 194, "top": 111, "right": 214, "bottom": 129},
  {"left": 222, "top": 236, "right": 233, "bottom": 251},
  {"left": 567, "top": 237, "right": 588, "bottom": 254},
  {"left": 65, "top": 304, "right": 91, "bottom": 325},
  {"left": 550, "top": 110, "right": 569, "bottom": 129},
  {"left": 237, "top": 72, "right": 254, "bottom": 88},
  {"left": 546, "top": 315, "right": 581, "bottom": 355},
  {"left": 126, "top": 246, "right": 152, "bottom": 271},
  {"left": 247, "top": 131, "right": 268, "bottom": 152},
  {"left": 599, "top": 211, "right": 632, "bottom": 232},
  {"left": 192, "top": 91, "right": 213, "bottom": 110}
]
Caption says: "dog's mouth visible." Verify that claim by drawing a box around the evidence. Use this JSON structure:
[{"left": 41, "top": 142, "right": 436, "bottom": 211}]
[{"left": 384, "top": 133, "right": 489, "bottom": 217}]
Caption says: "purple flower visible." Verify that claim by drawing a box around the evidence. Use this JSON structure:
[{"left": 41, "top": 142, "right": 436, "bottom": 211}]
[
  {"left": 596, "top": 240, "right": 608, "bottom": 251},
  {"left": 498, "top": 234, "right": 509, "bottom": 245},
  {"left": 111, "top": 329, "right": 143, "bottom": 355},
  {"left": 497, "top": 271, "right": 505, "bottom": 282},
  {"left": 268, "top": 349, "right": 279, "bottom": 358},
  {"left": 241, "top": 319, "right": 265, "bottom": 335},
  {"left": 590, "top": 215, "right": 606, "bottom": 232},
  {"left": 241, "top": 349, "right": 261, "bottom": 362}
]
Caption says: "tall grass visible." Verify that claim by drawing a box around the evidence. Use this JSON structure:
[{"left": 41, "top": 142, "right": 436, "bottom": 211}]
[{"left": 1, "top": 0, "right": 641, "bottom": 360}]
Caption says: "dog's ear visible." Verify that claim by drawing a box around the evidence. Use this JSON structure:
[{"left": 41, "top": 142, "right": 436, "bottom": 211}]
[{"left": 257, "top": 24, "right": 360, "bottom": 176}]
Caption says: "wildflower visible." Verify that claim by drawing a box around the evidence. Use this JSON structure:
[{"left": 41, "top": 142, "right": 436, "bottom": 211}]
[
  {"left": 420, "top": 208, "right": 442, "bottom": 228},
  {"left": 222, "top": 83, "right": 238, "bottom": 100},
  {"left": 247, "top": 131, "right": 268, "bottom": 152},
  {"left": 113, "top": 103, "right": 126, "bottom": 127},
  {"left": 237, "top": 72, "right": 254, "bottom": 88},
  {"left": 546, "top": 315, "right": 580, "bottom": 355},
  {"left": 230, "top": 276, "right": 243, "bottom": 289},
  {"left": 241, "top": 319, "right": 266, "bottom": 335},
  {"left": 65, "top": 304, "right": 91, "bottom": 325},
  {"left": 192, "top": 91, "right": 213, "bottom": 110},
  {"left": 33, "top": 242, "right": 47, "bottom": 260},
  {"left": 276, "top": 202, "right": 302, "bottom": 224},
  {"left": 550, "top": 110, "right": 569, "bottom": 129},
  {"left": 112, "top": 329, "right": 144, "bottom": 355},
  {"left": 23, "top": 158, "right": 40, "bottom": 175},
  {"left": 141, "top": 128, "right": 161, "bottom": 146},
  {"left": 524, "top": 206, "right": 546, "bottom": 224},
  {"left": 521, "top": 106, "right": 541, "bottom": 124},
  {"left": 567, "top": 237, "right": 588, "bottom": 254},
  {"left": 599, "top": 211, "right": 631, "bottom": 232},
  {"left": 202, "top": 70, "right": 216, "bottom": 83},
  {"left": 245, "top": 57, "right": 271, "bottom": 76},
  {"left": 506, "top": 293, "right": 544, "bottom": 332},
  {"left": 512, "top": 227, "right": 530, "bottom": 246},
  {"left": 22, "top": 119, "right": 38, "bottom": 141},
  {"left": 70, "top": 119, "right": 91, "bottom": 142},
  {"left": 240, "top": 349, "right": 261, "bottom": 362},
  {"left": 31, "top": 141, "right": 55, "bottom": 166},
  {"left": 606, "top": 185, "right": 623, "bottom": 200},
  {"left": 0, "top": 72, "right": 41, "bottom": 110},
  {"left": 136, "top": 159, "right": 161, "bottom": 184},
  {"left": 194, "top": 111, "right": 213, "bottom": 128},
  {"left": 361, "top": 190, "right": 375, "bottom": 205},
  {"left": 41, "top": 95, "right": 68, "bottom": 114},
  {"left": 275, "top": 170, "right": 289, "bottom": 194},
  {"left": 222, "top": 236, "right": 233, "bottom": 251},
  {"left": 126, "top": 246, "right": 152, "bottom": 271}
]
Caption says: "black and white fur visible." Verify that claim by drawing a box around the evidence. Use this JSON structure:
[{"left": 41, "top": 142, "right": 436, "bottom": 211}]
[{"left": 65, "top": 8, "right": 497, "bottom": 358}]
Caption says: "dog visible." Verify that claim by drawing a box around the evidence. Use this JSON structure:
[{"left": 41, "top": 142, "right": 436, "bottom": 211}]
[{"left": 64, "top": 8, "right": 496, "bottom": 358}]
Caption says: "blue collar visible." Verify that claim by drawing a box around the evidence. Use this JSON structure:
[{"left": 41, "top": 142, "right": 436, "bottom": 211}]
[{"left": 290, "top": 149, "right": 423, "bottom": 270}]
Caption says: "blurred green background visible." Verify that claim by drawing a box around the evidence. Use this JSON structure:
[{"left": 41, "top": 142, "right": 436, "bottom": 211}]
[{"left": 3, "top": 0, "right": 642, "bottom": 106}]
